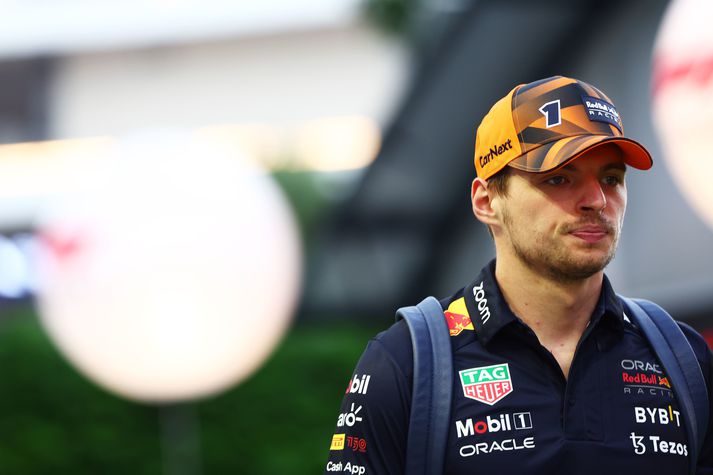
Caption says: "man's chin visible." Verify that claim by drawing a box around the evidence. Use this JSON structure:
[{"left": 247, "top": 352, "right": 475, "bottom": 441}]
[{"left": 551, "top": 252, "right": 614, "bottom": 282}]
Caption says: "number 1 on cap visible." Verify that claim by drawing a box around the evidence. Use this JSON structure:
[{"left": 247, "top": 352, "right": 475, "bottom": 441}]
[{"left": 539, "top": 99, "right": 561, "bottom": 128}]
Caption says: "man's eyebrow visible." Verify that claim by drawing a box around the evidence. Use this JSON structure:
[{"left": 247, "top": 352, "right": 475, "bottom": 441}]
[
  {"left": 602, "top": 163, "right": 627, "bottom": 172},
  {"left": 558, "top": 162, "right": 627, "bottom": 172}
]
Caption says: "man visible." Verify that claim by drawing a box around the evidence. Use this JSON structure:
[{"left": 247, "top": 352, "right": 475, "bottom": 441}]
[{"left": 323, "top": 76, "right": 713, "bottom": 474}]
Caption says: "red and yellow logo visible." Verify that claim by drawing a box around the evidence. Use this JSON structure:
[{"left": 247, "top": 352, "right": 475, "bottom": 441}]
[
  {"left": 330, "top": 433, "right": 345, "bottom": 451},
  {"left": 444, "top": 297, "right": 474, "bottom": 336}
]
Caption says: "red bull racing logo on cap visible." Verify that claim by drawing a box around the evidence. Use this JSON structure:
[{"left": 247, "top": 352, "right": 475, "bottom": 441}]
[
  {"left": 460, "top": 363, "right": 513, "bottom": 405},
  {"left": 582, "top": 94, "right": 622, "bottom": 132}
]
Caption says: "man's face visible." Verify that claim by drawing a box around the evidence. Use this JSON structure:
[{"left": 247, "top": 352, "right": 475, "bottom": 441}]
[{"left": 492, "top": 145, "right": 628, "bottom": 283}]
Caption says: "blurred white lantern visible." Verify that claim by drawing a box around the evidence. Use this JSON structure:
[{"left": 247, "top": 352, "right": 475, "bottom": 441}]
[
  {"left": 652, "top": 0, "right": 713, "bottom": 230},
  {"left": 36, "top": 130, "right": 301, "bottom": 402}
]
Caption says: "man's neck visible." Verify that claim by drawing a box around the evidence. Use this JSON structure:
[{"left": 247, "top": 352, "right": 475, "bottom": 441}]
[{"left": 493, "top": 252, "right": 604, "bottom": 377}]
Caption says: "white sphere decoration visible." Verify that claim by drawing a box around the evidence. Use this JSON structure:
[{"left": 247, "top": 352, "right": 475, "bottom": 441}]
[
  {"left": 652, "top": 0, "right": 713, "bottom": 230},
  {"left": 35, "top": 130, "right": 301, "bottom": 402}
]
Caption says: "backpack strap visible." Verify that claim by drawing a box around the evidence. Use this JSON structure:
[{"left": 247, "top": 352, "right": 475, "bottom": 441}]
[
  {"left": 619, "top": 296, "right": 708, "bottom": 475},
  {"left": 395, "top": 296, "right": 453, "bottom": 475}
]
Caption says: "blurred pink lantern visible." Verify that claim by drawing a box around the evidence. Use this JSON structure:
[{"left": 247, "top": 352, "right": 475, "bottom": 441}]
[
  {"left": 36, "top": 130, "right": 302, "bottom": 402},
  {"left": 652, "top": 0, "right": 713, "bottom": 230}
]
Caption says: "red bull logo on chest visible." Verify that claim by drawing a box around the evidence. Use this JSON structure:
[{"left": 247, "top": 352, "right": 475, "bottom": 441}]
[
  {"left": 459, "top": 363, "right": 513, "bottom": 405},
  {"left": 444, "top": 297, "right": 474, "bottom": 336},
  {"left": 445, "top": 311, "right": 474, "bottom": 336}
]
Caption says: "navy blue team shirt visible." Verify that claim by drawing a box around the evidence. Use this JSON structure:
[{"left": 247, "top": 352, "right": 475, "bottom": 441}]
[{"left": 324, "top": 260, "right": 713, "bottom": 474}]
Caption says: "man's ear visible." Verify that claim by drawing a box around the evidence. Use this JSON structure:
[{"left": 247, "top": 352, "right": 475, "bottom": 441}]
[{"left": 471, "top": 177, "right": 499, "bottom": 227}]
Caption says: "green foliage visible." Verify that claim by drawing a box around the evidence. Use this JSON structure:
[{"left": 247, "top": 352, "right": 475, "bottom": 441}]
[
  {"left": 0, "top": 305, "right": 378, "bottom": 474},
  {"left": 200, "top": 323, "right": 376, "bottom": 474},
  {"left": 271, "top": 170, "right": 335, "bottom": 251},
  {"left": 0, "top": 306, "right": 162, "bottom": 475},
  {"left": 363, "top": 0, "right": 416, "bottom": 35}
]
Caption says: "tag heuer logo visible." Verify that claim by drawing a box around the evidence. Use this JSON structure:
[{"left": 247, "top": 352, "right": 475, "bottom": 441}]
[{"left": 459, "top": 363, "right": 513, "bottom": 405}]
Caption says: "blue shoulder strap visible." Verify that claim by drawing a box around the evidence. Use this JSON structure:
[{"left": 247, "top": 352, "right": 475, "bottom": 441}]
[
  {"left": 619, "top": 296, "right": 708, "bottom": 475},
  {"left": 395, "top": 296, "right": 453, "bottom": 475}
]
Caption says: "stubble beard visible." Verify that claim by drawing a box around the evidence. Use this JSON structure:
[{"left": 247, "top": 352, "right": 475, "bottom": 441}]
[{"left": 502, "top": 210, "right": 621, "bottom": 284}]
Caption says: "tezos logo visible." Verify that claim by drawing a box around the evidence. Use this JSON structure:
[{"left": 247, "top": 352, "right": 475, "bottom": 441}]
[
  {"left": 336, "top": 403, "right": 363, "bottom": 428},
  {"left": 472, "top": 281, "right": 491, "bottom": 325},
  {"left": 460, "top": 363, "right": 513, "bottom": 405},
  {"left": 630, "top": 432, "right": 688, "bottom": 457},
  {"left": 346, "top": 374, "right": 370, "bottom": 395}
]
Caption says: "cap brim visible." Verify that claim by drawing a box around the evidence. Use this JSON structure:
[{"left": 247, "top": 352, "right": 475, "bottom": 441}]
[{"left": 507, "top": 135, "right": 653, "bottom": 174}]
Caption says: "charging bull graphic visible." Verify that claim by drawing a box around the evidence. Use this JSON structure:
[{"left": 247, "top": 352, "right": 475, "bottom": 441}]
[{"left": 444, "top": 297, "right": 474, "bottom": 336}]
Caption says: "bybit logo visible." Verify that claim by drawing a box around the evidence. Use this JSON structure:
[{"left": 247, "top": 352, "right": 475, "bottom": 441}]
[{"left": 634, "top": 405, "right": 681, "bottom": 427}]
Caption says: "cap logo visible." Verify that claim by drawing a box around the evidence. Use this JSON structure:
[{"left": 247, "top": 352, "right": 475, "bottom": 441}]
[
  {"left": 538, "top": 99, "right": 561, "bottom": 128},
  {"left": 582, "top": 95, "right": 622, "bottom": 132},
  {"left": 478, "top": 138, "right": 513, "bottom": 168}
]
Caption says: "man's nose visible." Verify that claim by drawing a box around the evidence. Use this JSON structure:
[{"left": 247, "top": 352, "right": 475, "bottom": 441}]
[{"left": 578, "top": 177, "right": 607, "bottom": 213}]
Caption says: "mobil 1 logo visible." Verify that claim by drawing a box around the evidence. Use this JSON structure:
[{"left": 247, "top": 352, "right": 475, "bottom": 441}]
[
  {"left": 346, "top": 374, "right": 370, "bottom": 395},
  {"left": 456, "top": 412, "right": 533, "bottom": 438}
]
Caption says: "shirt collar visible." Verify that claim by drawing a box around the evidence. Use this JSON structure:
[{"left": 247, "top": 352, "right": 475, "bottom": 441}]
[
  {"left": 600, "top": 273, "right": 626, "bottom": 329},
  {"left": 463, "top": 259, "right": 625, "bottom": 346}
]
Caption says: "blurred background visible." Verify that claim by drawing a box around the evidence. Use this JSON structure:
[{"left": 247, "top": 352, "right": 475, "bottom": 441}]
[{"left": 1, "top": 0, "right": 712, "bottom": 473}]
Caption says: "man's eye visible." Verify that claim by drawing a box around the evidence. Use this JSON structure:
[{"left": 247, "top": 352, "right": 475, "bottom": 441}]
[
  {"left": 603, "top": 175, "right": 623, "bottom": 186},
  {"left": 545, "top": 176, "right": 567, "bottom": 185}
]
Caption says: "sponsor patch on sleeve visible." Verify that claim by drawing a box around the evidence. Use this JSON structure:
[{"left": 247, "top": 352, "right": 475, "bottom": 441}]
[
  {"left": 330, "top": 433, "right": 346, "bottom": 451},
  {"left": 444, "top": 297, "right": 474, "bottom": 337}
]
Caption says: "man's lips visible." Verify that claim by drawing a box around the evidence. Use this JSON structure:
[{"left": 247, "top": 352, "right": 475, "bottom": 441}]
[{"left": 568, "top": 225, "right": 610, "bottom": 243}]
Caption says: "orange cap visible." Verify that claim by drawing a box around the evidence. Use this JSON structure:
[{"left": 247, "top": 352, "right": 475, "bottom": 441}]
[{"left": 474, "top": 76, "right": 653, "bottom": 180}]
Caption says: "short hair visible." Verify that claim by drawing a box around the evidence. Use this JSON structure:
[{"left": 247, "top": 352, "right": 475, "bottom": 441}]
[{"left": 486, "top": 166, "right": 511, "bottom": 196}]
